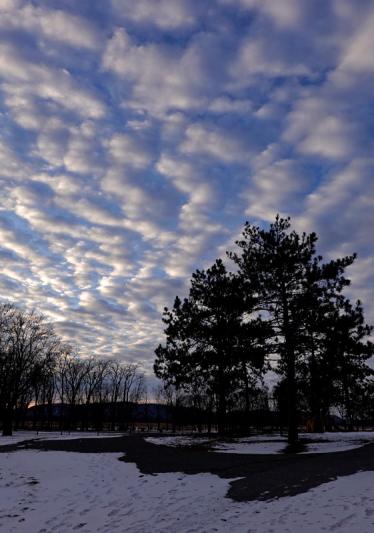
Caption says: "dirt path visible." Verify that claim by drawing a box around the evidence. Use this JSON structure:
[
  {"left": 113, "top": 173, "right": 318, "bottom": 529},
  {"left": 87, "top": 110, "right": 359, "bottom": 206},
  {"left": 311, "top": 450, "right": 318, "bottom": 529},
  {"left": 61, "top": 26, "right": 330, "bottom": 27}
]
[{"left": 4, "top": 434, "right": 374, "bottom": 502}]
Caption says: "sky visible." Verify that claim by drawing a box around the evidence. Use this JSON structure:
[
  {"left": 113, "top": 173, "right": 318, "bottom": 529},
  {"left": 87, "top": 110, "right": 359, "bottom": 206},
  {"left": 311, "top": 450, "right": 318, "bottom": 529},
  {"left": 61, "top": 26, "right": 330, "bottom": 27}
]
[{"left": 0, "top": 0, "right": 373, "bottom": 376}]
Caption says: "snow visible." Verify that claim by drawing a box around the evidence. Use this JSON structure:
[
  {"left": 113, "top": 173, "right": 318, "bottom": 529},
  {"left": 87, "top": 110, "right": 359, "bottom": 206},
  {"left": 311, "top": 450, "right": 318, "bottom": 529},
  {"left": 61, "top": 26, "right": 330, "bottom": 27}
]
[
  {"left": 300, "top": 441, "right": 363, "bottom": 454},
  {"left": 213, "top": 440, "right": 287, "bottom": 454},
  {"left": 1, "top": 449, "right": 374, "bottom": 532},
  {"left": 146, "top": 432, "right": 374, "bottom": 455},
  {"left": 0, "top": 431, "right": 126, "bottom": 447},
  {"left": 300, "top": 431, "right": 374, "bottom": 454},
  {"left": 145, "top": 436, "right": 213, "bottom": 447},
  {"left": 302, "top": 431, "right": 374, "bottom": 442}
]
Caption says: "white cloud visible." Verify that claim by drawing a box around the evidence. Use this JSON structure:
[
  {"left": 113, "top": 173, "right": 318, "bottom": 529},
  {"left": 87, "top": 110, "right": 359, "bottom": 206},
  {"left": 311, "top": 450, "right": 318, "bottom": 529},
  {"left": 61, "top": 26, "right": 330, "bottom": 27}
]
[
  {"left": 180, "top": 123, "right": 251, "bottom": 163},
  {"left": 0, "top": 138, "right": 27, "bottom": 179},
  {"left": 64, "top": 130, "right": 103, "bottom": 175},
  {"left": 0, "top": 3, "right": 100, "bottom": 49},
  {"left": 156, "top": 153, "right": 219, "bottom": 214},
  {"left": 283, "top": 97, "right": 363, "bottom": 160},
  {"left": 339, "top": 10, "right": 374, "bottom": 73},
  {"left": 244, "top": 157, "right": 311, "bottom": 221},
  {"left": 102, "top": 28, "right": 229, "bottom": 116},
  {"left": 219, "top": 0, "right": 305, "bottom": 28},
  {"left": 102, "top": 28, "right": 194, "bottom": 115},
  {"left": 300, "top": 159, "right": 374, "bottom": 229},
  {"left": 0, "top": 43, "right": 105, "bottom": 119},
  {"left": 298, "top": 115, "right": 358, "bottom": 159},
  {"left": 107, "top": 133, "right": 154, "bottom": 168},
  {"left": 208, "top": 97, "right": 253, "bottom": 114},
  {"left": 110, "top": 0, "right": 198, "bottom": 29},
  {"left": 232, "top": 37, "right": 310, "bottom": 82},
  {"left": 35, "top": 119, "right": 69, "bottom": 166}
]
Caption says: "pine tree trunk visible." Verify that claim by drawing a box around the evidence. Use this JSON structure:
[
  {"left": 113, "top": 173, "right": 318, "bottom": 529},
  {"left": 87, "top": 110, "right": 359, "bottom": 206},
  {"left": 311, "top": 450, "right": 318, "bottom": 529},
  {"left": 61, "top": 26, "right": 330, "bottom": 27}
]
[
  {"left": 282, "top": 290, "right": 298, "bottom": 445},
  {"left": 217, "top": 396, "right": 226, "bottom": 436},
  {"left": 286, "top": 348, "right": 298, "bottom": 445},
  {"left": 217, "top": 362, "right": 226, "bottom": 436}
]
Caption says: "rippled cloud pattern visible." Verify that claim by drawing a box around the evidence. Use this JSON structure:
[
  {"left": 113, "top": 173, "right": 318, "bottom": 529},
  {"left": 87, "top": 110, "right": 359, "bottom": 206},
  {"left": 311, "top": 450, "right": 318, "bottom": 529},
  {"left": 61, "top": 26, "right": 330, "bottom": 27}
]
[{"left": 1, "top": 0, "right": 373, "bottom": 373}]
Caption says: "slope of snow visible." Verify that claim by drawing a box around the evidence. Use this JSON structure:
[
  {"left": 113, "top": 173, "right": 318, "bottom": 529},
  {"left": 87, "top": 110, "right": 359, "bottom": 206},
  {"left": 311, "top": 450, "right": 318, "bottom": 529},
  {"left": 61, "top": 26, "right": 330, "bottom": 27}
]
[
  {"left": 213, "top": 440, "right": 286, "bottom": 454},
  {"left": 1, "top": 449, "right": 374, "bottom": 532},
  {"left": 300, "top": 441, "right": 364, "bottom": 454},
  {"left": 301, "top": 431, "right": 374, "bottom": 442},
  {"left": 300, "top": 431, "right": 374, "bottom": 454},
  {"left": 146, "top": 432, "right": 374, "bottom": 454},
  {"left": 0, "top": 431, "right": 126, "bottom": 447},
  {"left": 145, "top": 436, "right": 213, "bottom": 447}
]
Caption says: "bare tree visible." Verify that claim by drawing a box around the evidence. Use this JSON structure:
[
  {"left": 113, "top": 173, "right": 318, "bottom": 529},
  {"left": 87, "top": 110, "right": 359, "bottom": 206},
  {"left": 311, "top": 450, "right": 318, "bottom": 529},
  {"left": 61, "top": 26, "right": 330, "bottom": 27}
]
[{"left": 0, "top": 305, "right": 62, "bottom": 436}]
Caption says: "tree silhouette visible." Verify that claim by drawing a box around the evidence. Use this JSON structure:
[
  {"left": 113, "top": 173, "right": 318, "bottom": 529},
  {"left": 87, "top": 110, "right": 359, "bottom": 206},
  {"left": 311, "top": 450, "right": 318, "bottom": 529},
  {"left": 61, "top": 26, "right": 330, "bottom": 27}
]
[
  {"left": 154, "top": 259, "right": 270, "bottom": 434},
  {"left": 0, "top": 305, "right": 62, "bottom": 436},
  {"left": 229, "top": 215, "right": 357, "bottom": 444}
]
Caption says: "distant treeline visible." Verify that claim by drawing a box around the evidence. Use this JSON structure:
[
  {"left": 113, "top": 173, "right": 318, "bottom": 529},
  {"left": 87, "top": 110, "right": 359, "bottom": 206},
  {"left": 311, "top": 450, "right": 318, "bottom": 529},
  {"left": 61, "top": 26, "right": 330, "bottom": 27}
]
[
  {"left": 16, "top": 402, "right": 168, "bottom": 432},
  {"left": 0, "top": 307, "right": 145, "bottom": 436},
  {"left": 155, "top": 216, "right": 374, "bottom": 444}
]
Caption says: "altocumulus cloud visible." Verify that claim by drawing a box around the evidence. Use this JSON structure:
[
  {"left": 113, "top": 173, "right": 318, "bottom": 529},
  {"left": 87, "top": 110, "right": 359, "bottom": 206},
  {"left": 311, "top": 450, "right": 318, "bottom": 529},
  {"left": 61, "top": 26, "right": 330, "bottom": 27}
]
[{"left": 0, "top": 0, "right": 373, "bottom": 375}]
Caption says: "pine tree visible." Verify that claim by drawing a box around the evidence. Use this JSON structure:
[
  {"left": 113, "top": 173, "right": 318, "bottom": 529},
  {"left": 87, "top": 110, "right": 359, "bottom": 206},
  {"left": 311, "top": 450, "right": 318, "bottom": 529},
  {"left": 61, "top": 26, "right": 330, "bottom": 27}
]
[
  {"left": 297, "top": 261, "right": 373, "bottom": 431},
  {"left": 229, "top": 215, "right": 357, "bottom": 444},
  {"left": 325, "top": 299, "right": 373, "bottom": 428},
  {"left": 154, "top": 259, "right": 270, "bottom": 435}
]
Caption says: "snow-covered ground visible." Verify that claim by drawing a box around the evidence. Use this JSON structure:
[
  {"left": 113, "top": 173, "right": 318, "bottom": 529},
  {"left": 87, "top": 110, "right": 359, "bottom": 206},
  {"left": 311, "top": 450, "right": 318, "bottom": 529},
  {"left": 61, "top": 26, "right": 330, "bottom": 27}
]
[
  {"left": 145, "top": 435, "right": 287, "bottom": 454},
  {"left": 298, "top": 432, "right": 374, "bottom": 454},
  {"left": 0, "top": 431, "right": 126, "bottom": 447},
  {"left": 1, "top": 449, "right": 374, "bottom": 532},
  {"left": 145, "top": 435, "right": 214, "bottom": 448},
  {"left": 304, "top": 431, "right": 374, "bottom": 442},
  {"left": 213, "top": 440, "right": 287, "bottom": 454},
  {"left": 146, "top": 432, "right": 374, "bottom": 454},
  {"left": 6, "top": 430, "right": 373, "bottom": 455}
]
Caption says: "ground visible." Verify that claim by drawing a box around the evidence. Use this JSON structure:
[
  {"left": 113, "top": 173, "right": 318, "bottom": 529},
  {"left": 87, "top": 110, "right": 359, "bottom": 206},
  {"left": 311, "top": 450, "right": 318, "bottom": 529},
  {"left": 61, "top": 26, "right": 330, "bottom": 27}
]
[{"left": 1, "top": 431, "right": 374, "bottom": 532}]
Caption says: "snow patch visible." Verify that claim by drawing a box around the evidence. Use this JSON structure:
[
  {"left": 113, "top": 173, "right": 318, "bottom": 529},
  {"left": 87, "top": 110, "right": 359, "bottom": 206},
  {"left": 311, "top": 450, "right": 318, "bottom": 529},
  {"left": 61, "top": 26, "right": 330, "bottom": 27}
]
[
  {"left": 0, "top": 431, "right": 127, "bottom": 447},
  {"left": 213, "top": 440, "right": 286, "bottom": 454},
  {"left": 1, "top": 449, "right": 374, "bottom": 532},
  {"left": 145, "top": 436, "right": 213, "bottom": 447},
  {"left": 146, "top": 432, "right": 374, "bottom": 455}
]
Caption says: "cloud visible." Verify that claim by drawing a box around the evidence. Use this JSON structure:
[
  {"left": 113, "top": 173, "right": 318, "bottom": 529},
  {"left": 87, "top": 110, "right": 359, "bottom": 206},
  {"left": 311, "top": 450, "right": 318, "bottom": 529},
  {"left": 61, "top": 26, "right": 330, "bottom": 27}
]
[
  {"left": 0, "top": 43, "right": 105, "bottom": 119},
  {"left": 102, "top": 28, "right": 233, "bottom": 116},
  {"left": 110, "top": 0, "right": 200, "bottom": 30},
  {"left": 0, "top": 0, "right": 373, "bottom": 378},
  {"left": 180, "top": 123, "right": 252, "bottom": 163},
  {"left": 0, "top": 138, "right": 28, "bottom": 179},
  {"left": 208, "top": 96, "right": 253, "bottom": 114},
  {"left": 339, "top": 9, "right": 374, "bottom": 73},
  {"left": 298, "top": 158, "right": 374, "bottom": 246},
  {"left": 220, "top": 0, "right": 306, "bottom": 28},
  {"left": 231, "top": 36, "right": 310, "bottom": 82},
  {"left": 244, "top": 157, "right": 312, "bottom": 221},
  {"left": 0, "top": 3, "right": 101, "bottom": 49},
  {"left": 107, "top": 132, "right": 155, "bottom": 168},
  {"left": 284, "top": 99, "right": 361, "bottom": 160}
]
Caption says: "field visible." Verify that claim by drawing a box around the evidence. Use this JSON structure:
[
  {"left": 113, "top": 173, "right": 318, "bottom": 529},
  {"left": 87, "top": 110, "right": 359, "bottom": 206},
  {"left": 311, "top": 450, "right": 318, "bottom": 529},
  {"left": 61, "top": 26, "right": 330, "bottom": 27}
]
[{"left": 1, "top": 432, "right": 374, "bottom": 532}]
